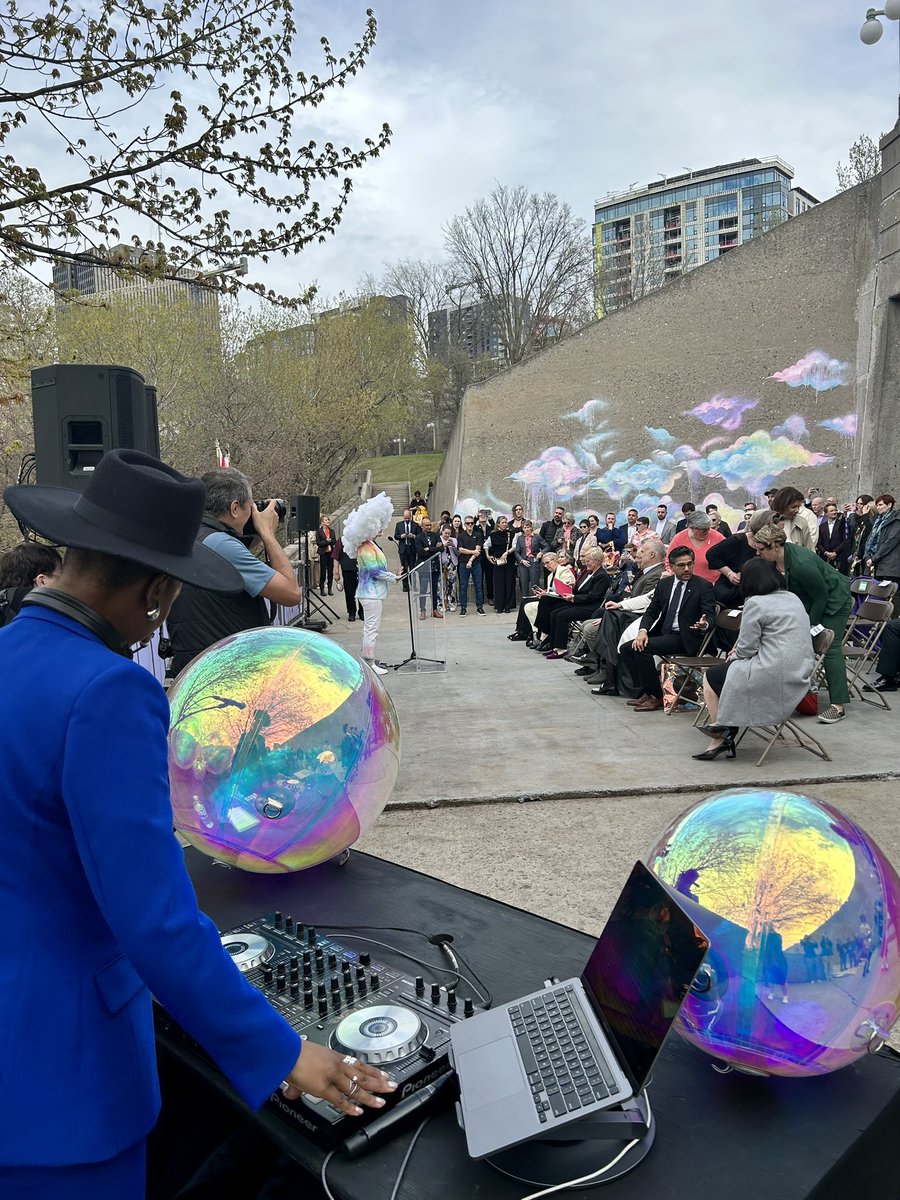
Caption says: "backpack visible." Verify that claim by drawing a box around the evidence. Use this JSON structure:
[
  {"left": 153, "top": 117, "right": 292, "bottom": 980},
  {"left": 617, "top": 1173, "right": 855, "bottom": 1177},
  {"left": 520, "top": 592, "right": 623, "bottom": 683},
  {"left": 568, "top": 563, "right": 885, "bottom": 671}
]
[{"left": 0, "top": 587, "right": 15, "bottom": 628}]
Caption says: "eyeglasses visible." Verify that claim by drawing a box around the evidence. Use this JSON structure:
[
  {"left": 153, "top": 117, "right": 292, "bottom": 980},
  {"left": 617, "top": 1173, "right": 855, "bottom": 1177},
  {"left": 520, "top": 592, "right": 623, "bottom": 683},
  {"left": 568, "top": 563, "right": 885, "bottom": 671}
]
[{"left": 464, "top": 520, "right": 474, "bottom": 525}]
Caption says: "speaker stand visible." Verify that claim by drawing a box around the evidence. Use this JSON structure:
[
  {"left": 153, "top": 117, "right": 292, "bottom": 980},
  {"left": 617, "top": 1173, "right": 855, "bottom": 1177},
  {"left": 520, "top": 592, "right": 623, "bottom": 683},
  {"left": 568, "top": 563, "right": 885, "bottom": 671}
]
[{"left": 485, "top": 1092, "right": 654, "bottom": 1189}]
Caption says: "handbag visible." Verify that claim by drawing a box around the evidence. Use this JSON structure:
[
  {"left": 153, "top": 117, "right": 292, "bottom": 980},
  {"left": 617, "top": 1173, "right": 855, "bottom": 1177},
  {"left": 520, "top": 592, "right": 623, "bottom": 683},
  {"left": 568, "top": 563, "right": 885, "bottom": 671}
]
[{"left": 795, "top": 691, "right": 818, "bottom": 717}]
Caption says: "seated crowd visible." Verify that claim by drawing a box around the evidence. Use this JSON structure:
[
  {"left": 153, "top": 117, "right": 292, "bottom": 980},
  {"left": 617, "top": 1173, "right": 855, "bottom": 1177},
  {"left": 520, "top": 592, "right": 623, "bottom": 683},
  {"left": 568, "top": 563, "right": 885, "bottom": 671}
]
[{"left": 413, "top": 484, "right": 900, "bottom": 759}]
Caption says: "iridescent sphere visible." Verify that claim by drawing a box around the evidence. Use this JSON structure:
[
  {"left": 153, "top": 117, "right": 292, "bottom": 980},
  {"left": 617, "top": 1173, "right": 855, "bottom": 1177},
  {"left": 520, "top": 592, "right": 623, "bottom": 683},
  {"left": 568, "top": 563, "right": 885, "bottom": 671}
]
[
  {"left": 167, "top": 627, "right": 400, "bottom": 872},
  {"left": 648, "top": 789, "right": 900, "bottom": 1076}
]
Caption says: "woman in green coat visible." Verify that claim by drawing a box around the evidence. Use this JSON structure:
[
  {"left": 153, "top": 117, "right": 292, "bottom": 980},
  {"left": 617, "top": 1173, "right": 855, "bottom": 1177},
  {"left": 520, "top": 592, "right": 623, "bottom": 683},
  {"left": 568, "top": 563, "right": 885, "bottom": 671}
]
[{"left": 747, "top": 513, "right": 852, "bottom": 724}]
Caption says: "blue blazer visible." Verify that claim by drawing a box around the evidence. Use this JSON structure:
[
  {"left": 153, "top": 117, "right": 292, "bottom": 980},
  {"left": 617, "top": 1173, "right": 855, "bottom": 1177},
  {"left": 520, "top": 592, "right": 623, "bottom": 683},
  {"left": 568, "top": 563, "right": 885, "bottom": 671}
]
[{"left": 0, "top": 607, "right": 301, "bottom": 1167}]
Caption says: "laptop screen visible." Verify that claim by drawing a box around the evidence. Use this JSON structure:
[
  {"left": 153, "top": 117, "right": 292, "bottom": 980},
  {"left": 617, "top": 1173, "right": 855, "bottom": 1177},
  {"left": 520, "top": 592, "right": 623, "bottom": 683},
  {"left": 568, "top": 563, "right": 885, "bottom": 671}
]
[{"left": 580, "top": 861, "right": 709, "bottom": 1092}]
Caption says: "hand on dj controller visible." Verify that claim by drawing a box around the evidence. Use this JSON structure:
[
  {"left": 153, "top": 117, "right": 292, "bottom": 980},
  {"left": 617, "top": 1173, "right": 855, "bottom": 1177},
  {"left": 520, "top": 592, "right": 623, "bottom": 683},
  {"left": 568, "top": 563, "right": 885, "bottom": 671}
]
[{"left": 282, "top": 1040, "right": 398, "bottom": 1115}]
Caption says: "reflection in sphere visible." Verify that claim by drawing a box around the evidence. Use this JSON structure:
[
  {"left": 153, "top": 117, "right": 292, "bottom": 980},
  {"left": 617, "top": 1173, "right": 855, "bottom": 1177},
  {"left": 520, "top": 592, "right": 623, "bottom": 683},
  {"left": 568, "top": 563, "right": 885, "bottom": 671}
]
[
  {"left": 648, "top": 789, "right": 900, "bottom": 1076},
  {"left": 167, "top": 627, "right": 400, "bottom": 872}
]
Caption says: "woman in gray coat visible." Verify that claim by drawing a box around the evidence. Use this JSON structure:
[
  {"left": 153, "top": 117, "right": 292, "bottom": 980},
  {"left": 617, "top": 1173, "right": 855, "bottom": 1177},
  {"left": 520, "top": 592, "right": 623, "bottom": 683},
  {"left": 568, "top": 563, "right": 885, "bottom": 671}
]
[{"left": 693, "top": 558, "right": 814, "bottom": 760}]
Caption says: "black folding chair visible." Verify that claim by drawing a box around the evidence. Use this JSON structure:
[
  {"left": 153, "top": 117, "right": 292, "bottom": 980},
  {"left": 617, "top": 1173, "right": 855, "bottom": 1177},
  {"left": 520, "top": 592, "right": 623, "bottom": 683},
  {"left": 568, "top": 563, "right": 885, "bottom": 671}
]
[
  {"left": 663, "top": 608, "right": 740, "bottom": 718},
  {"left": 841, "top": 596, "right": 895, "bottom": 710}
]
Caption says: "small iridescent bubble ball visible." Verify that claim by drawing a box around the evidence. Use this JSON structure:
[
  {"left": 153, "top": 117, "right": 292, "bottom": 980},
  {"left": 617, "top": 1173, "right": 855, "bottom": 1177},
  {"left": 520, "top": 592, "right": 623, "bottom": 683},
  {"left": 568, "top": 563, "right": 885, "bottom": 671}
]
[
  {"left": 167, "top": 627, "right": 400, "bottom": 872},
  {"left": 648, "top": 788, "right": 900, "bottom": 1077}
]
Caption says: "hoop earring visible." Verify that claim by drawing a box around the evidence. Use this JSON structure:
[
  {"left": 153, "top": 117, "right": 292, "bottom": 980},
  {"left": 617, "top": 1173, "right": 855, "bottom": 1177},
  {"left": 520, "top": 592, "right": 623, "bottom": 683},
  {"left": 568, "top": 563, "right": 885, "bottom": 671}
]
[{"left": 146, "top": 606, "right": 161, "bottom": 621}]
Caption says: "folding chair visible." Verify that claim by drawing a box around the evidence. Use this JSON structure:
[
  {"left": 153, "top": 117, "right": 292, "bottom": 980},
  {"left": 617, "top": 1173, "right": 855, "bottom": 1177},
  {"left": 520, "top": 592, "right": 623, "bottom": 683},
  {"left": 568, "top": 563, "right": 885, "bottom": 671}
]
[
  {"left": 736, "top": 628, "right": 834, "bottom": 766},
  {"left": 663, "top": 608, "right": 740, "bottom": 717},
  {"left": 850, "top": 577, "right": 898, "bottom": 615},
  {"left": 841, "top": 596, "right": 895, "bottom": 710}
]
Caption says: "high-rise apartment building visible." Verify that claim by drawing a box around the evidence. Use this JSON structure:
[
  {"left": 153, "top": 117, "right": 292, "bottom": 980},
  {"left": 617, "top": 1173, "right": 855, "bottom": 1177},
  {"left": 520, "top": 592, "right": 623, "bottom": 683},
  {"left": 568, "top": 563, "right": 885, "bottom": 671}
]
[
  {"left": 593, "top": 158, "right": 819, "bottom": 315},
  {"left": 427, "top": 299, "right": 504, "bottom": 364}
]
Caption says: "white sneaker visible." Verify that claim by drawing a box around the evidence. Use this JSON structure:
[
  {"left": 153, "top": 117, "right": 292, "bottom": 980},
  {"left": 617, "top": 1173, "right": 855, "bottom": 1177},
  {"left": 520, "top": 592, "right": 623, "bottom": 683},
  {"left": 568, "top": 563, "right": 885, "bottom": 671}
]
[{"left": 369, "top": 663, "right": 388, "bottom": 676}]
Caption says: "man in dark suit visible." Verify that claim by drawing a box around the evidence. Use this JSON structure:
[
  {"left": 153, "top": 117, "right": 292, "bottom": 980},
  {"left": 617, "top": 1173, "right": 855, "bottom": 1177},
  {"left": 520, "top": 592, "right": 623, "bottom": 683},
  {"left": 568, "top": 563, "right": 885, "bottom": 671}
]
[
  {"left": 675, "top": 502, "right": 696, "bottom": 534},
  {"left": 817, "top": 501, "right": 849, "bottom": 572},
  {"left": 394, "top": 508, "right": 418, "bottom": 590},
  {"left": 414, "top": 517, "right": 442, "bottom": 617},
  {"left": 619, "top": 544, "right": 717, "bottom": 711}
]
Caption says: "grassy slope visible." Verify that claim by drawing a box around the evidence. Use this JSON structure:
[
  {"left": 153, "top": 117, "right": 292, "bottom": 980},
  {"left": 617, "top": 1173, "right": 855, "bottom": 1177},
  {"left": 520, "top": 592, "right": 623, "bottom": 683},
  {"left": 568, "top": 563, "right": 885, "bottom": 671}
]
[{"left": 355, "top": 452, "right": 444, "bottom": 497}]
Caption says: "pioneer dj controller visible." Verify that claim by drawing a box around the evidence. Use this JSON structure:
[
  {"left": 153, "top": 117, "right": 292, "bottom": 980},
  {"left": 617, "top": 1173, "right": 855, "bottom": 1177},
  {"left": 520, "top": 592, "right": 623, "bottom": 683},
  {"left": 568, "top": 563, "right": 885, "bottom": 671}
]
[{"left": 155, "top": 910, "right": 483, "bottom": 1149}]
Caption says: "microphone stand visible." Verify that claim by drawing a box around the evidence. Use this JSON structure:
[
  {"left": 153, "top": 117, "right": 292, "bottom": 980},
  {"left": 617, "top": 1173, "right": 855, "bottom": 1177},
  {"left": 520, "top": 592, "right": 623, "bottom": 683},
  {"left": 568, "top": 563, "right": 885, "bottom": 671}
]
[{"left": 385, "top": 535, "right": 418, "bottom": 670}]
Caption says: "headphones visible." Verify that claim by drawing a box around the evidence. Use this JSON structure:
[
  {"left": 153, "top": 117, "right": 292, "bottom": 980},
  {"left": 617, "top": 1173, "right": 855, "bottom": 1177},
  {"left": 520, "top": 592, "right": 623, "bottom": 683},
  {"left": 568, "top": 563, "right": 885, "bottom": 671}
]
[{"left": 22, "top": 588, "right": 129, "bottom": 655}]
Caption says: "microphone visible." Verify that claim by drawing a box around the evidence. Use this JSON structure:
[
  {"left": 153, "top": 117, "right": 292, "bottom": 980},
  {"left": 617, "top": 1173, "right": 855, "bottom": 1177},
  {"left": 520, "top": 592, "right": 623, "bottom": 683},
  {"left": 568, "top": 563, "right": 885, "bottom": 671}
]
[
  {"left": 387, "top": 535, "right": 396, "bottom": 542},
  {"left": 340, "top": 1073, "right": 456, "bottom": 1158}
]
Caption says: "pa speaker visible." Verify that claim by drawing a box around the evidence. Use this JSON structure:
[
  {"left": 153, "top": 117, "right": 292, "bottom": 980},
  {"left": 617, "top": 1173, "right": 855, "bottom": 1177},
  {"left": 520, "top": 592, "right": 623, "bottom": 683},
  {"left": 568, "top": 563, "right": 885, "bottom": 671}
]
[
  {"left": 289, "top": 494, "right": 320, "bottom": 532},
  {"left": 30, "top": 364, "right": 160, "bottom": 489}
]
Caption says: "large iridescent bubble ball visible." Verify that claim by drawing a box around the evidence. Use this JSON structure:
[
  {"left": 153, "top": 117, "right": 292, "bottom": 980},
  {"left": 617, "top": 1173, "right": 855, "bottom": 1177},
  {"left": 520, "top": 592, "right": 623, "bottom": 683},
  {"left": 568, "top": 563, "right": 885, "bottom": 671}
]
[
  {"left": 167, "top": 627, "right": 400, "bottom": 872},
  {"left": 648, "top": 789, "right": 900, "bottom": 1077}
]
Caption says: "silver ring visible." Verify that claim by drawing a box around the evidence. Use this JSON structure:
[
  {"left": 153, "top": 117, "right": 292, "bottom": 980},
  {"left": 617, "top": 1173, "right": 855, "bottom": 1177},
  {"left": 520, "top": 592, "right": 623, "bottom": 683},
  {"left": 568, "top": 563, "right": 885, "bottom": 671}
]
[
  {"left": 341, "top": 1054, "right": 357, "bottom": 1065},
  {"left": 347, "top": 1078, "right": 359, "bottom": 1097}
]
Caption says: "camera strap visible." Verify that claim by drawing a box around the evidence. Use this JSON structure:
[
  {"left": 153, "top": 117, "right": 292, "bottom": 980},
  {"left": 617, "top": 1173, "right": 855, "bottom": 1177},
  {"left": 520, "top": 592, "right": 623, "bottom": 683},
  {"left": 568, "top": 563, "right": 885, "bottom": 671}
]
[{"left": 22, "top": 588, "right": 129, "bottom": 655}]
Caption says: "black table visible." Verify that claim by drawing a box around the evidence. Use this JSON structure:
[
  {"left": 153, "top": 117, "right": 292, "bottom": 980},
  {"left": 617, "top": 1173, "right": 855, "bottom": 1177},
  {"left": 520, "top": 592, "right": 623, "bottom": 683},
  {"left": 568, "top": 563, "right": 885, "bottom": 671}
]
[{"left": 150, "top": 848, "right": 900, "bottom": 1200}]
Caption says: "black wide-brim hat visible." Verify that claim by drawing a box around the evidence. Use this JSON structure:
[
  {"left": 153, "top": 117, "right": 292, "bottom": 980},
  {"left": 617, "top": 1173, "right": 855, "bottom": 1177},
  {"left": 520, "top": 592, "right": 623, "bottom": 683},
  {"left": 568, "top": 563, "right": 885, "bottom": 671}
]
[{"left": 4, "top": 449, "right": 241, "bottom": 592}]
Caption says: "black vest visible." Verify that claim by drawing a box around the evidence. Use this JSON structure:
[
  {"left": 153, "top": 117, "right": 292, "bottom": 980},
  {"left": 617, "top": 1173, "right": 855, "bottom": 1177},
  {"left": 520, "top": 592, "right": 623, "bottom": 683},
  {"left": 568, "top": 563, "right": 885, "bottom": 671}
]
[{"left": 166, "top": 516, "right": 271, "bottom": 674}]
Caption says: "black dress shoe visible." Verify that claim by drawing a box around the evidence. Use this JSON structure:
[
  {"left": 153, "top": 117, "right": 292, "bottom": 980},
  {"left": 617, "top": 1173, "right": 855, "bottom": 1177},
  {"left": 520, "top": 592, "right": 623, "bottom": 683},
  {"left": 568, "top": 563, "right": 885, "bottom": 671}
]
[
  {"left": 348, "top": 614, "right": 356, "bottom": 622},
  {"left": 591, "top": 685, "right": 620, "bottom": 697},
  {"left": 865, "top": 676, "right": 899, "bottom": 692},
  {"left": 693, "top": 736, "right": 736, "bottom": 761},
  {"left": 574, "top": 665, "right": 597, "bottom": 676},
  {"left": 508, "top": 632, "right": 527, "bottom": 641}
]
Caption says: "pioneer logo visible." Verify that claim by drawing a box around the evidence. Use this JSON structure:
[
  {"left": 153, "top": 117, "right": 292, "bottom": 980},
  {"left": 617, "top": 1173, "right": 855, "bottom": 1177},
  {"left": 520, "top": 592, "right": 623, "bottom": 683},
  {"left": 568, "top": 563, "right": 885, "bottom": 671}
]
[
  {"left": 268, "top": 1090, "right": 318, "bottom": 1133},
  {"left": 399, "top": 1062, "right": 446, "bottom": 1099}
]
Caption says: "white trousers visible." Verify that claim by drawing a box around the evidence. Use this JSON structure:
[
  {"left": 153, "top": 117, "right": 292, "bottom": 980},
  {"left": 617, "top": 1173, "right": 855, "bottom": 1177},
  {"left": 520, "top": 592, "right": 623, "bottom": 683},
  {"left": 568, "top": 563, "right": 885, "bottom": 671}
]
[{"left": 360, "top": 598, "right": 383, "bottom": 658}]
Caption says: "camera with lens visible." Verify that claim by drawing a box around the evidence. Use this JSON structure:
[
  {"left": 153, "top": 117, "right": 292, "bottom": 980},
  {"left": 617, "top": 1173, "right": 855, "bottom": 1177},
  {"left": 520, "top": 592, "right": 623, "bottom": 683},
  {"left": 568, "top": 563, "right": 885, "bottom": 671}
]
[{"left": 256, "top": 499, "right": 287, "bottom": 520}]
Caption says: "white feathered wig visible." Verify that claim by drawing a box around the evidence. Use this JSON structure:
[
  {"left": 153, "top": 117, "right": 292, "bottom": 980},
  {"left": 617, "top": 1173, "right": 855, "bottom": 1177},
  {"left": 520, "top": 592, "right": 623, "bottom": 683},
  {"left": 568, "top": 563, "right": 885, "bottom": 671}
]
[{"left": 341, "top": 492, "right": 394, "bottom": 558}]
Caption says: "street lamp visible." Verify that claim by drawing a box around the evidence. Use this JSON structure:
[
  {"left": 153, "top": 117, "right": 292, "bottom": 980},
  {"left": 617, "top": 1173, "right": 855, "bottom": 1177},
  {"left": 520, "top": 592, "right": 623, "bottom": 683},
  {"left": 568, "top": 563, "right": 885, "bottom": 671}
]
[
  {"left": 425, "top": 421, "right": 436, "bottom": 451},
  {"left": 861, "top": 5, "right": 900, "bottom": 109},
  {"left": 392, "top": 437, "right": 405, "bottom": 456}
]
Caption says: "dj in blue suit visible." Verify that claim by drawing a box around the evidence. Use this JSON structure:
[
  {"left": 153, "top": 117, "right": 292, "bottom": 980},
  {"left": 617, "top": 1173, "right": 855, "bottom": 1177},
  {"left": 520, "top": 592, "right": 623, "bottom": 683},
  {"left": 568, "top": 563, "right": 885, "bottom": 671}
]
[{"left": 0, "top": 452, "right": 394, "bottom": 1199}]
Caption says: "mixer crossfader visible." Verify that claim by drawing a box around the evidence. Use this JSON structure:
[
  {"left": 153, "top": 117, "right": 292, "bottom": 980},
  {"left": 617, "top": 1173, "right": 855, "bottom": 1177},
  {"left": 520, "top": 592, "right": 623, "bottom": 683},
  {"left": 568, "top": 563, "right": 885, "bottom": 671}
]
[{"left": 156, "top": 910, "right": 482, "bottom": 1149}]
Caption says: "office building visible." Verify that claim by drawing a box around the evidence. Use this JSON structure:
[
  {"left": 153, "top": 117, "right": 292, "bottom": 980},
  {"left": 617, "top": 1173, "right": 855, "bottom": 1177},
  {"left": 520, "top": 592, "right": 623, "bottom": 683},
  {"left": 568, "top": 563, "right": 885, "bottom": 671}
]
[
  {"left": 427, "top": 299, "right": 504, "bottom": 364},
  {"left": 593, "top": 158, "right": 819, "bottom": 315}
]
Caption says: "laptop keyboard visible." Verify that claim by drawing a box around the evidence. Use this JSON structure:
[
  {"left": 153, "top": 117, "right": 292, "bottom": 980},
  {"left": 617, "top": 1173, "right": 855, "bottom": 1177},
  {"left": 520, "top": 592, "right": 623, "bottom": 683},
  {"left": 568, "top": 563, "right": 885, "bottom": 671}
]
[{"left": 509, "top": 985, "right": 620, "bottom": 1123}]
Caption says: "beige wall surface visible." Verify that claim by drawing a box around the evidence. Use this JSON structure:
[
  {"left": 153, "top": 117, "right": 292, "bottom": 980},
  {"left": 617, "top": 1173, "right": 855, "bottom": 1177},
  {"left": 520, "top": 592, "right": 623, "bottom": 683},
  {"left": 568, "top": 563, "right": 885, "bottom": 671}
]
[{"left": 436, "top": 183, "right": 875, "bottom": 526}]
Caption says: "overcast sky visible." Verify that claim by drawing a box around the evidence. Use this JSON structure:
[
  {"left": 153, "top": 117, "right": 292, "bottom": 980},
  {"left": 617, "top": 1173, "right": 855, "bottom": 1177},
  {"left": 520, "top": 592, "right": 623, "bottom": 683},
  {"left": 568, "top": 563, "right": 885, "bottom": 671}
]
[{"left": 269, "top": 0, "right": 898, "bottom": 303}]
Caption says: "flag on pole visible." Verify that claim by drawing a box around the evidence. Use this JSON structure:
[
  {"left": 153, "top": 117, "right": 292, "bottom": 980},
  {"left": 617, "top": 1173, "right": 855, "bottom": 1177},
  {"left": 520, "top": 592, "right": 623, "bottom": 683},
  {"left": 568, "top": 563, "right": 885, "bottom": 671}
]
[{"left": 215, "top": 439, "right": 230, "bottom": 468}]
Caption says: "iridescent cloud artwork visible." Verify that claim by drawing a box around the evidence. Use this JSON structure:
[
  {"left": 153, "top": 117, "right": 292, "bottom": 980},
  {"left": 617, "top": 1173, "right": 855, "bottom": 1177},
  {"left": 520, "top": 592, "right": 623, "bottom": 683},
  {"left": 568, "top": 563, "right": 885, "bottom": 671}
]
[
  {"left": 684, "top": 396, "right": 759, "bottom": 431},
  {"left": 509, "top": 447, "right": 589, "bottom": 507},
  {"left": 562, "top": 398, "right": 609, "bottom": 428},
  {"left": 771, "top": 415, "right": 811, "bottom": 441},
  {"left": 698, "top": 430, "right": 835, "bottom": 493},
  {"left": 771, "top": 351, "right": 852, "bottom": 393},
  {"left": 645, "top": 426, "right": 678, "bottom": 448},
  {"left": 818, "top": 414, "right": 858, "bottom": 438}
]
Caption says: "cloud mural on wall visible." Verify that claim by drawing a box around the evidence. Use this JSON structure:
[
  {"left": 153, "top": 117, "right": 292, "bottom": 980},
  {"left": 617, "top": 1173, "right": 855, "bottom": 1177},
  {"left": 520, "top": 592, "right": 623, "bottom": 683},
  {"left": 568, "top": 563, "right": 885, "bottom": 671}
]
[
  {"left": 817, "top": 414, "right": 858, "bottom": 438},
  {"left": 771, "top": 415, "right": 810, "bottom": 441},
  {"left": 684, "top": 396, "right": 759, "bottom": 431},
  {"left": 510, "top": 447, "right": 589, "bottom": 505},
  {"left": 593, "top": 451, "right": 687, "bottom": 500},
  {"left": 698, "top": 430, "right": 835, "bottom": 494},
  {"left": 645, "top": 426, "right": 678, "bottom": 448},
  {"left": 580, "top": 430, "right": 615, "bottom": 451},
  {"left": 563, "top": 398, "right": 609, "bottom": 428},
  {"left": 770, "top": 351, "right": 852, "bottom": 392}
]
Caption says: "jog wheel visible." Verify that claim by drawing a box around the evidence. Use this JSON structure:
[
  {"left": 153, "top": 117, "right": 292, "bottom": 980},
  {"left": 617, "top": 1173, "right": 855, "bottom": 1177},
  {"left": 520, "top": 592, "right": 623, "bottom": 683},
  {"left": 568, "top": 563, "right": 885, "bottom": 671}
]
[
  {"left": 221, "top": 932, "right": 275, "bottom": 972},
  {"left": 332, "top": 1004, "right": 426, "bottom": 1064}
]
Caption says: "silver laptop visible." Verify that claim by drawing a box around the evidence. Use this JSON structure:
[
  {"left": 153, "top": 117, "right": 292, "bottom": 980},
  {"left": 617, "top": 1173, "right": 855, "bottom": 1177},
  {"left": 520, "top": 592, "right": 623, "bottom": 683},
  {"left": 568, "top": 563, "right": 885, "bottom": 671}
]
[{"left": 450, "top": 860, "right": 709, "bottom": 1159}]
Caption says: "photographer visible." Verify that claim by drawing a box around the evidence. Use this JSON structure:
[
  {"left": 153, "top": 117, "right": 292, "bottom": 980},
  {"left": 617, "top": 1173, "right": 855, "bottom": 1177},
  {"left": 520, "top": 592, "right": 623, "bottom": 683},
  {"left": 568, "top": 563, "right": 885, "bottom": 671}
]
[{"left": 166, "top": 467, "right": 301, "bottom": 676}]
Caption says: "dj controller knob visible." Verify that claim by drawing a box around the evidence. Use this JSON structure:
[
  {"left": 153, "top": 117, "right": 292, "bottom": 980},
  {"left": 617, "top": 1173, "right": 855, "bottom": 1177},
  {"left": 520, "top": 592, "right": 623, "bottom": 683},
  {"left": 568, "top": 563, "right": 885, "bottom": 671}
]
[
  {"left": 276, "top": 961, "right": 286, "bottom": 978},
  {"left": 304, "top": 986, "right": 313, "bottom": 1009},
  {"left": 296, "top": 922, "right": 305, "bottom": 939},
  {"left": 447, "top": 991, "right": 457, "bottom": 1013},
  {"left": 290, "top": 981, "right": 300, "bottom": 1000},
  {"left": 315, "top": 948, "right": 324, "bottom": 971},
  {"left": 263, "top": 966, "right": 274, "bottom": 986},
  {"left": 431, "top": 983, "right": 442, "bottom": 1005},
  {"left": 356, "top": 965, "right": 366, "bottom": 983},
  {"left": 342, "top": 961, "right": 352, "bottom": 982},
  {"left": 464, "top": 998, "right": 474, "bottom": 1018},
  {"left": 360, "top": 952, "right": 371, "bottom": 967},
  {"left": 358, "top": 979, "right": 367, "bottom": 997},
  {"left": 302, "top": 951, "right": 312, "bottom": 971},
  {"left": 330, "top": 977, "right": 341, "bottom": 1002},
  {"left": 274, "top": 911, "right": 283, "bottom": 929},
  {"left": 318, "top": 997, "right": 328, "bottom": 1017},
  {"left": 328, "top": 952, "right": 337, "bottom": 970},
  {"left": 290, "top": 955, "right": 299, "bottom": 971},
  {"left": 290, "top": 967, "right": 299, "bottom": 985},
  {"left": 344, "top": 982, "right": 354, "bottom": 1001},
  {"left": 317, "top": 982, "right": 327, "bottom": 1002},
  {"left": 276, "top": 977, "right": 286, "bottom": 994},
  {"left": 371, "top": 973, "right": 380, "bottom": 991},
  {"left": 307, "top": 926, "right": 317, "bottom": 945},
  {"left": 415, "top": 976, "right": 425, "bottom": 997},
  {"left": 285, "top": 915, "right": 294, "bottom": 934}
]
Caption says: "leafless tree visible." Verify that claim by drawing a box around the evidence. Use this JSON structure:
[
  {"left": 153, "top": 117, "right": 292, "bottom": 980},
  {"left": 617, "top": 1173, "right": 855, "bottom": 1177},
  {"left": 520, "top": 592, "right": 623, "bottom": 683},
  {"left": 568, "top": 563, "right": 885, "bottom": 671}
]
[
  {"left": 0, "top": 1, "right": 390, "bottom": 306},
  {"left": 836, "top": 134, "right": 883, "bottom": 190},
  {"left": 375, "top": 258, "right": 454, "bottom": 359},
  {"left": 444, "top": 184, "right": 594, "bottom": 365}
]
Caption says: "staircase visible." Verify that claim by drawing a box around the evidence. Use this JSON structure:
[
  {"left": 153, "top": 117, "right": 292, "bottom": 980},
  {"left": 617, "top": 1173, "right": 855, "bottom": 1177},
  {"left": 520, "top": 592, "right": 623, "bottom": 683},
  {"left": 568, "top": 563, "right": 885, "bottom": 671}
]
[{"left": 379, "top": 481, "right": 411, "bottom": 517}]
